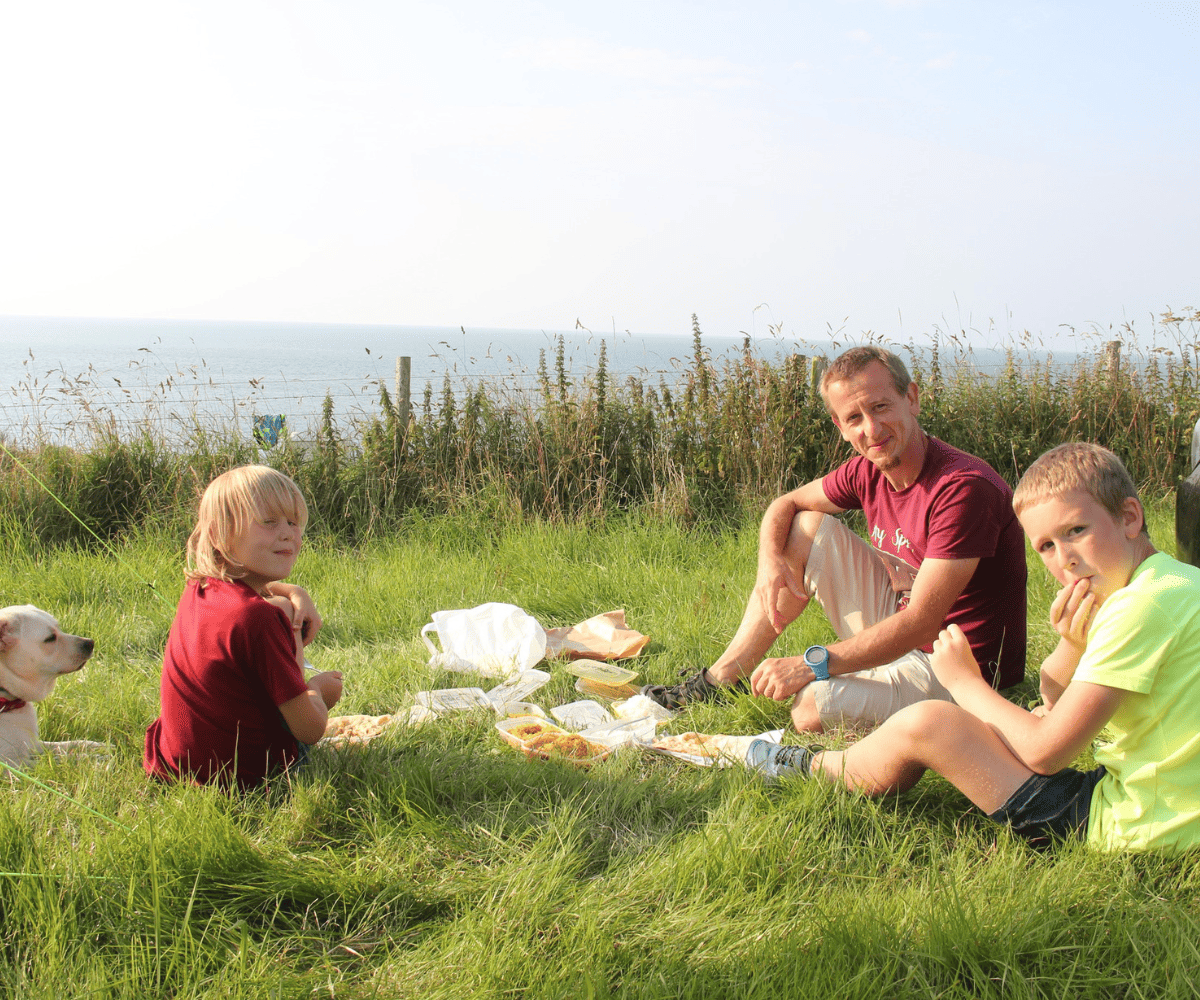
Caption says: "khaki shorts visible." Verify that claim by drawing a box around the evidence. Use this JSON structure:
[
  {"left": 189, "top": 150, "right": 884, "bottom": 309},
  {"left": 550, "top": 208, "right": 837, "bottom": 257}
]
[{"left": 803, "top": 515, "right": 953, "bottom": 727}]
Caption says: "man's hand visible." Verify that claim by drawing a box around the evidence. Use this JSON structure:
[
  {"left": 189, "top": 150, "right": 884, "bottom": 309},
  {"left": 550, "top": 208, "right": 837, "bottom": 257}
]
[
  {"left": 750, "top": 655, "right": 814, "bottom": 701},
  {"left": 930, "top": 623, "right": 983, "bottom": 694},
  {"left": 753, "top": 554, "right": 806, "bottom": 633},
  {"left": 1049, "top": 579, "right": 1095, "bottom": 651}
]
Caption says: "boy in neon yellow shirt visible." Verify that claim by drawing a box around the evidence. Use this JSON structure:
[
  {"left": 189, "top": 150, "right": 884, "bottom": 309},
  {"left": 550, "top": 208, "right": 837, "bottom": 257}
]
[{"left": 748, "top": 441, "right": 1200, "bottom": 850}]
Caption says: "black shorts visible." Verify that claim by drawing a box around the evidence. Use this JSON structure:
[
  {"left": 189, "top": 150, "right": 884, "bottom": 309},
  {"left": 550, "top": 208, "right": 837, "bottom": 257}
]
[{"left": 987, "top": 766, "right": 1106, "bottom": 845}]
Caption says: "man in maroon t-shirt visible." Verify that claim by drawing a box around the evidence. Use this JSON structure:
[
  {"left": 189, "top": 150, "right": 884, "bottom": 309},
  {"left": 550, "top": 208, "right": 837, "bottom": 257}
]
[{"left": 643, "top": 346, "right": 1027, "bottom": 733}]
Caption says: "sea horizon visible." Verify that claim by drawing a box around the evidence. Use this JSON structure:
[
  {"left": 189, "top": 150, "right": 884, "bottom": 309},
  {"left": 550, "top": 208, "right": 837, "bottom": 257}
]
[{"left": 0, "top": 312, "right": 1097, "bottom": 446}]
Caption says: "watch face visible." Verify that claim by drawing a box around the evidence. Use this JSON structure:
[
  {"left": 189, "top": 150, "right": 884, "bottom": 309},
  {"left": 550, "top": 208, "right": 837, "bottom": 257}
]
[{"left": 805, "top": 646, "right": 826, "bottom": 666}]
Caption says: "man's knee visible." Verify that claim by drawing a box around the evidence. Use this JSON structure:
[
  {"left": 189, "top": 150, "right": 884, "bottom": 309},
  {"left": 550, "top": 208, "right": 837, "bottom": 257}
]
[
  {"left": 790, "top": 686, "right": 825, "bottom": 734},
  {"left": 785, "top": 510, "right": 826, "bottom": 569}
]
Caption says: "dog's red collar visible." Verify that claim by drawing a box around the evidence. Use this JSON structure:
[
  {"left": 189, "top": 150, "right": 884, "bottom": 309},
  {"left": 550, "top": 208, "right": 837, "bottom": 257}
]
[{"left": 0, "top": 694, "right": 26, "bottom": 713}]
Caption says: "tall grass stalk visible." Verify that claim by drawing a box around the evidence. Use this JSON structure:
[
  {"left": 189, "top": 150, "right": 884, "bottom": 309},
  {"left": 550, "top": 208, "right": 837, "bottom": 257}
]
[{"left": 3, "top": 310, "right": 1197, "bottom": 547}]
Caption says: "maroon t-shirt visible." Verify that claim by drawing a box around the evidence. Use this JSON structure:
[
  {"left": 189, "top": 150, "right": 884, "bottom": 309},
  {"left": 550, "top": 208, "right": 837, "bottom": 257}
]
[
  {"left": 822, "top": 436, "right": 1027, "bottom": 689},
  {"left": 144, "top": 578, "right": 309, "bottom": 787}
]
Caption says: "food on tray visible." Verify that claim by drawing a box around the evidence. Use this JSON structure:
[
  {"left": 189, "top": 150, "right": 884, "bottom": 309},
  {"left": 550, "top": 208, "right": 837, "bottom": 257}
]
[
  {"left": 525, "top": 731, "right": 605, "bottom": 760},
  {"left": 652, "top": 732, "right": 750, "bottom": 760},
  {"left": 509, "top": 720, "right": 555, "bottom": 740},
  {"left": 324, "top": 714, "right": 395, "bottom": 742}
]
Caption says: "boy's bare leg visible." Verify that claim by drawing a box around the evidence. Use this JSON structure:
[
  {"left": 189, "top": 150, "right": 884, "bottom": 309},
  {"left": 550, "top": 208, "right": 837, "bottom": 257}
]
[
  {"left": 810, "top": 699, "right": 1035, "bottom": 814},
  {"left": 708, "top": 510, "right": 823, "bottom": 684}
]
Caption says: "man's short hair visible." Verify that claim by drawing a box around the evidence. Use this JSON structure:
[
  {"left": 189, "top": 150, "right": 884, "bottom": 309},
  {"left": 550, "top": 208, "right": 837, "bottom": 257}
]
[
  {"left": 818, "top": 346, "right": 912, "bottom": 410},
  {"left": 1013, "top": 442, "right": 1147, "bottom": 536}
]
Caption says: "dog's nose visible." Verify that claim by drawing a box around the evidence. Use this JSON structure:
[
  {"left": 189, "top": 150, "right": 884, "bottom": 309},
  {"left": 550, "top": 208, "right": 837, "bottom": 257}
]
[{"left": 81, "top": 638, "right": 95, "bottom": 656}]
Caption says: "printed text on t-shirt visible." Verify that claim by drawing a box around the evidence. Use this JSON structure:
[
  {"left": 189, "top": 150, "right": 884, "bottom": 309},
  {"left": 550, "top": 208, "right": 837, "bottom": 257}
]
[{"left": 871, "top": 524, "right": 913, "bottom": 555}]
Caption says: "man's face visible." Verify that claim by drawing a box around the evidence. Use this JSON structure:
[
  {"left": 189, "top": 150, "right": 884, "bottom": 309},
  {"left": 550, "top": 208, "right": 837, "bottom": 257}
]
[{"left": 826, "top": 361, "right": 921, "bottom": 474}]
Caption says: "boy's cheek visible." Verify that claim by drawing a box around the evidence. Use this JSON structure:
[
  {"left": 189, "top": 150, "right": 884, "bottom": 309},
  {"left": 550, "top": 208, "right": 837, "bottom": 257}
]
[{"left": 1037, "top": 554, "right": 1063, "bottom": 582}]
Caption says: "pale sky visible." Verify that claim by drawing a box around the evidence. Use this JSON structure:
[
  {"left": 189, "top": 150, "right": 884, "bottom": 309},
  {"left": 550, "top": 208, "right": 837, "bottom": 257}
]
[{"left": 2, "top": 0, "right": 1197, "bottom": 349}]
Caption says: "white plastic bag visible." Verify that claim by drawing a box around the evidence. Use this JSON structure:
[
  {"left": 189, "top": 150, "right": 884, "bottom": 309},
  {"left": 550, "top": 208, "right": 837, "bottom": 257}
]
[{"left": 421, "top": 602, "right": 547, "bottom": 680}]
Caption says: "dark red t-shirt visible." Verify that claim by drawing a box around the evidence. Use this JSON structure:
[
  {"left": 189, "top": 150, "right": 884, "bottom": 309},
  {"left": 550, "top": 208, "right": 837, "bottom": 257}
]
[
  {"left": 144, "top": 578, "right": 309, "bottom": 787},
  {"left": 822, "top": 436, "right": 1027, "bottom": 689}
]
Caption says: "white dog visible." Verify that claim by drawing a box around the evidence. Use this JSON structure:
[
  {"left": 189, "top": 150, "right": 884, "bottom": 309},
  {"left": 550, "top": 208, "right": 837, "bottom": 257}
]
[{"left": 0, "top": 605, "right": 95, "bottom": 765}]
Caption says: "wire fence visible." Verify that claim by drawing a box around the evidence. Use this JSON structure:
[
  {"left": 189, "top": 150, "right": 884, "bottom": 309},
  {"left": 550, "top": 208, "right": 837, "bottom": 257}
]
[{"left": 4, "top": 327, "right": 1196, "bottom": 450}]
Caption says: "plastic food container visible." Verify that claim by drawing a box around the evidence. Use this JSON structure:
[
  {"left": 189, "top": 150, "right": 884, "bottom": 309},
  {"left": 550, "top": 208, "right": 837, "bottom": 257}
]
[
  {"left": 550, "top": 699, "right": 613, "bottom": 731},
  {"left": 414, "top": 688, "right": 493, "bottom": 713},
  {"left": 496, "top": 715, "right": 565, "bottom": 750},
  {"left": 486, "top": 669, "right": 552, "bottom": 709},
  {"left": 496, "top": 701, "right": 547, "bottom": 719},
  {"left": 495, "top": 716, "right": 610, "bottom": 767},
  {"left": 562, "top": 660, "right": 639, "bottom": 686},
  {"left": 579, "top": 715, "right": 657, "bottom": 748},
  {"left": 574, "top": 676, "right": 639, "bottom": 701}
]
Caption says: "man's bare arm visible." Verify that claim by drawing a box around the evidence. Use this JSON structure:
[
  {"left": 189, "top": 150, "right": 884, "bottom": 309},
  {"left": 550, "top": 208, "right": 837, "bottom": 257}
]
[
  {"left": 750, "top": 554, "right": 980, "bottom": 701},
  {"left": 824, "top": 555, "right": 980, "bottom": 675}
]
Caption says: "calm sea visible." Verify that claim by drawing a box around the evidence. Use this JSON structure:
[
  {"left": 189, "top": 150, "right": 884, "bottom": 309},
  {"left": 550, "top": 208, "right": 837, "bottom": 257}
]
[
  {"left": 0, "top": 315, "right": 802, "bottom": 444},
  {"left": 0, "top": 314, "right": 1059, "bottom": 446}
]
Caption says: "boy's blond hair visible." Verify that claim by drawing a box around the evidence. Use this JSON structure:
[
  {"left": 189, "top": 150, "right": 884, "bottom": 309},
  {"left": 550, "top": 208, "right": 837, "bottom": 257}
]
[
  {"left": 818, "top": 346, "right": 912, "bottom": 411},
  {"left": 186, "top": 465, "right": 309, "bottom": 582},
  {"left": 1013, "top": 442, "right": 1148, "bottom": 536}
]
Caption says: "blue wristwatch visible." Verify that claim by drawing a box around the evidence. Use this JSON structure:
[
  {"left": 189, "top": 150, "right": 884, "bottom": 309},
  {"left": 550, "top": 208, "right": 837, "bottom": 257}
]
[{"left": 804, "top": 644, "right": 831, "bottom": 681}]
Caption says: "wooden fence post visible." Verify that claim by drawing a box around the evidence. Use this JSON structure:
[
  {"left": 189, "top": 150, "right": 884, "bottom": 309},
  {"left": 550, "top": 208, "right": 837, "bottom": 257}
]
[
  {"left": 1105, "top": 341, "right": 1121, "bottom": 387},
  {"left": 811, "top": 356, "right": 828, "bottom": 397},
  {"left": 396, "top": 356, "right": 411, "bottom": 446}
]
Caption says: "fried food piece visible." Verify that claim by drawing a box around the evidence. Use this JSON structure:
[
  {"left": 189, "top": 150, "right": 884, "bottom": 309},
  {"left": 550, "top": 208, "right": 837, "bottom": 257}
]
[
  {"left": 651, "top": 731, "right": 751, "bottom": 760},
  {"left": 324, "top": 714, "right": 394, "bottom": 742},
  {"left": 652, "top": 731, "right": 716, "bottom": 756}
]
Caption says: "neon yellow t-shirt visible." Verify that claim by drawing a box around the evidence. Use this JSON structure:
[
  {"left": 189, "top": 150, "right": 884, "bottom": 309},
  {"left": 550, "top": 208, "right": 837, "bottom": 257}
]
[{"left": 1074, "top": 552, "right": 1200, "bottom": 851}]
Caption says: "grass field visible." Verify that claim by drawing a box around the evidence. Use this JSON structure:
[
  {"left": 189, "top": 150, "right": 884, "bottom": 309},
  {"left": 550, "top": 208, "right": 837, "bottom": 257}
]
[{"left": 2, "top": 499, "right": 1198, "bottom": 999}]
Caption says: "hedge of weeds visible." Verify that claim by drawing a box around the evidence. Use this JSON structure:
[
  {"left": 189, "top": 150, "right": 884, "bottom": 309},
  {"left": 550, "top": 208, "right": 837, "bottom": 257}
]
[{"left": 2, "top": 309, "right": 1197, "bottom": 551}]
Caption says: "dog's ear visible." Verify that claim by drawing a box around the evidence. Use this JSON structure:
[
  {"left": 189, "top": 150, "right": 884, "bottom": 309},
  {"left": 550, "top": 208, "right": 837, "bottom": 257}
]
[{"left": 0, "top": 619, "right": 17, "bottom": 653}]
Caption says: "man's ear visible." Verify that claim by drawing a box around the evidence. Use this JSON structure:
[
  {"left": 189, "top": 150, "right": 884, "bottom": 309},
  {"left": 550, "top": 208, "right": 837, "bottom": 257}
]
[{"left": 906, "top": 380, "right": 920, "bottom": 416}]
